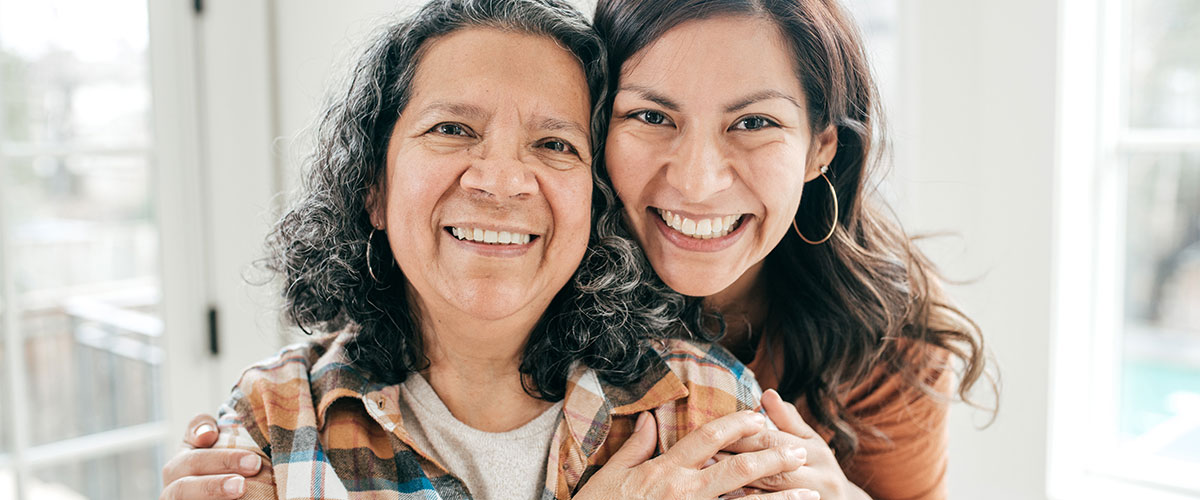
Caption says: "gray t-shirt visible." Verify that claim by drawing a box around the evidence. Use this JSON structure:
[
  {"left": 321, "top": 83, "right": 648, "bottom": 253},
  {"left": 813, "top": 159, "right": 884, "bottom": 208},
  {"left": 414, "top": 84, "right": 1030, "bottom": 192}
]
[{"left": 397, "top": 373, "right": 563, "bottom": 500}]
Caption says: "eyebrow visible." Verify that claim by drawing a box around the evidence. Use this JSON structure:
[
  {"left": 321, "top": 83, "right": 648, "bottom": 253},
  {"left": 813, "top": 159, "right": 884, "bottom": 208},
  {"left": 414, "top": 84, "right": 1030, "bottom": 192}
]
[
  {"left": 418, "top": 102, "right": 587, "bottom": 139},
  {"left": 724, "top": 90, "right": 803, "bottom": 113},
  {"left": 618, "top": 86, "right": 802, "bottom": 114},
  {"left": 419, "top": 101, "right": 490, "bottom": 121},
  {"left": 534, "top": 115, "right": 588, "bottom": 139},
  {"left": 617, "top": 85, "right": 682, "bottom": 111}
]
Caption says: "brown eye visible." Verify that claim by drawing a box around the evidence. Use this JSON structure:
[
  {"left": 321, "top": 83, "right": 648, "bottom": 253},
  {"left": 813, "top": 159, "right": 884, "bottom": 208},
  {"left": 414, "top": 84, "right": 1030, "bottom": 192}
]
[
  {"left": 732, "top": 116, "right": 778, "bottom": 131},
  {"left": 631, "top": 110, "right": 673, "bottom": 126},
  {"left": 430, "top": 122, "right": 472, "bottom": 137},
  {"left": 539, "top": 139, "right": 576, "bottom": 154}
]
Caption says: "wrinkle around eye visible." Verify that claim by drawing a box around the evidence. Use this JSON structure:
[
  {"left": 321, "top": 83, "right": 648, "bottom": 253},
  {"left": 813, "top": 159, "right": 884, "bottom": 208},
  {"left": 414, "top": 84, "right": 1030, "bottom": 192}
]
[{"left": 539, "top": 153, "right": 588, "bottom": 171}]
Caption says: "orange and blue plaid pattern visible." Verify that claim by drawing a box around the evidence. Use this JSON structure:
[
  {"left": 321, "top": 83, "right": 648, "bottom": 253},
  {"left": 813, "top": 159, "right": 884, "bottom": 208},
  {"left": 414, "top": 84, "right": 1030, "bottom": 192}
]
[{"left": 215, "top": 332, "right": 764, "bottom": 499}]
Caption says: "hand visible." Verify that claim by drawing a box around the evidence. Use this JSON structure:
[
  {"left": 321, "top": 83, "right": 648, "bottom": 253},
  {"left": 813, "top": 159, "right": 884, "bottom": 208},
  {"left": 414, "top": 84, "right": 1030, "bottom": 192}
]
[
  {"left": 718, "top": 390, "right": 871, "bottom": 500},
  {"left": 160, "top": 414, "right": 262, "bottom": 499},
  {"left": 573, "top": 410, "right": 813, "bottom": 500}
]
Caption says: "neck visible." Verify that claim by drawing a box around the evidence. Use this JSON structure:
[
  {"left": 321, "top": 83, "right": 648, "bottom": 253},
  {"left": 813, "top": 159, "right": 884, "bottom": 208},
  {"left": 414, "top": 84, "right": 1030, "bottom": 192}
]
[
  {"left": 410, "top": 291, "right": 553, "bottom": 432},
  {"left": 706, "top": 260, "right": 770, "bottom": 358}
]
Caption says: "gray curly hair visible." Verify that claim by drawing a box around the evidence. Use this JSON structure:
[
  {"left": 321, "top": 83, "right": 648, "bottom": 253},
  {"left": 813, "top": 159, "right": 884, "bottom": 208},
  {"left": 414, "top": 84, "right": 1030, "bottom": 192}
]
[{"left": 264, "top": 0, "right": 712, "bottom": 400}]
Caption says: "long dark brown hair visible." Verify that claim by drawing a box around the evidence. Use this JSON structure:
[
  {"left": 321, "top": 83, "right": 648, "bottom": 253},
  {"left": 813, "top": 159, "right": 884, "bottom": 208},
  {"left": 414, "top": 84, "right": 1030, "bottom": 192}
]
[{"left": 593, "top": 0, "right": 993, "bottom": 459}]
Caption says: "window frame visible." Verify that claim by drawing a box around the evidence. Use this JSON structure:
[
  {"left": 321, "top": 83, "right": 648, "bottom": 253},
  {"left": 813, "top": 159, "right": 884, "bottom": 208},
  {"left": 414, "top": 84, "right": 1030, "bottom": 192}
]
[
  {"left": 0, "top": 0, "right": 213, "bottom": 497},
  {"left": 1050, "top": 0, "right": 1200, "bottom": 498}
]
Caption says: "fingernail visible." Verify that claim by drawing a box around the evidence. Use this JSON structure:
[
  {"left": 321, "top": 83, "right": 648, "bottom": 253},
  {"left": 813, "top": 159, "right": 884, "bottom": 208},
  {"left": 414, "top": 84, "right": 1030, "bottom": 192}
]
[
  {"left": 194, "top": 423, "right": 216, "bottom": 437},
  {"left": 750, "top": 411, "right": 766, "bottom": 424},
  {"left": 795, "top": 489, "right": 819, "bottom": 500},
  {"left": 223, "top": 476, "right": 245, "bottom": 496},
  {"left": 240, "top": 454, "right": 261, "bottom": 473},
  {"left": 788, "top": 446, "right": 807, "bottom": 463},
  {"left": 792, "top": 486, "right": 820, "bottom": 498},
  {"left": 634, "top": 412, "right": 648, "bottom": 432}
]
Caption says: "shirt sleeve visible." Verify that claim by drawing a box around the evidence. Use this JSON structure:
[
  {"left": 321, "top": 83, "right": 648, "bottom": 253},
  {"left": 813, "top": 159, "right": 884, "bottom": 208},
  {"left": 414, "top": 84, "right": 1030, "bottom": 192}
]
[{"left": 215, "top": 384, "right": 279, "bottom": 500}]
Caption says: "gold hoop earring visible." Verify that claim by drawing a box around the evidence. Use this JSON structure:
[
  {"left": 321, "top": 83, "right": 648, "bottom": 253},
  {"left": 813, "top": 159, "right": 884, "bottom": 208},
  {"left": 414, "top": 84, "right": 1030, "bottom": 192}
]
[
  {"left": 792, "top": 166, "right": 839, "bottom": 245},
  {"left": 365, "top": 228, "right": 382, "bottom": 283}
]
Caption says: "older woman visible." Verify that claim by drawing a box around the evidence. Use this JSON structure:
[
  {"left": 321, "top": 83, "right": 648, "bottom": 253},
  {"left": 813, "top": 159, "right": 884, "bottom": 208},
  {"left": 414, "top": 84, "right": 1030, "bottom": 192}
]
[{"left": 174, "top": 0, "right": 814, "bottom": 499}]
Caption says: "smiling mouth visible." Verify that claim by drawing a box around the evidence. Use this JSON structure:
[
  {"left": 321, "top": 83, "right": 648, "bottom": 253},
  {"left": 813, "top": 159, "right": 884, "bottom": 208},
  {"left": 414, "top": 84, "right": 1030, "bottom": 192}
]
[
  {"left": 654, "top": 208, "right": 745, "bottom": 239},
  {"left": 447, "top": 226, "right": 537, "bottom": 245}
]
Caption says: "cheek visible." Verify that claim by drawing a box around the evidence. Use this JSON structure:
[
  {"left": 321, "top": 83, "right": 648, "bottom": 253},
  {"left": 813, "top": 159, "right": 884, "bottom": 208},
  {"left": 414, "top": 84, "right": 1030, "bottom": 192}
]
[
  {"left": 548, "top": 172, "right": 594, "bottom": 242},
  {"left": 604, "top": 134, "right": 653, "bottom": 205},
  {"left": 745, "top": 147, "right": 808, "bottom": 213},
  {"left": 386, "top": 155, "right": 456, "bottom": 233}
]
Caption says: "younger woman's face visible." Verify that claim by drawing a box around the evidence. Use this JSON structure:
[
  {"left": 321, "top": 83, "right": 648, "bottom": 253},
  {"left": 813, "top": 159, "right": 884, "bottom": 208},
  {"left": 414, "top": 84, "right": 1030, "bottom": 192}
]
[{"left": 605, "top": 15, "right": 837, "bottom": 298}]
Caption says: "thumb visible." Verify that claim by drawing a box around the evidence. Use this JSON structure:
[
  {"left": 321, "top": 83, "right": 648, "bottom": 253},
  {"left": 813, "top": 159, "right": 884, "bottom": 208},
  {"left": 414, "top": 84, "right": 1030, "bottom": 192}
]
[
  {"left": 185, "top": 414, "right": 220, "bottom": 448},
  {"left": 762, "top": 389, "right": 817, "bottom": 440},
  {"left": 604, "top": 412, "right": 658, "bottom": 470}
]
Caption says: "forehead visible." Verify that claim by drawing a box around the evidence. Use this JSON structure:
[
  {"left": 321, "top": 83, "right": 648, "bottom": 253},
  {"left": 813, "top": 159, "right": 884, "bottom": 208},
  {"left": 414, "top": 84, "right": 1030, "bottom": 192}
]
[
  {"left": 620, "top": 15, "right": 802, "bottom": 102},
  {"left": 409, "top": 27, "right": 591, "bottom": 124}
]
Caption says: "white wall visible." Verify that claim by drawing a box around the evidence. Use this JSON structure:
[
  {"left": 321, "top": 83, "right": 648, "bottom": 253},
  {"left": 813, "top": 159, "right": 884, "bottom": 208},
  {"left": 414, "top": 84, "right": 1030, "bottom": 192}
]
[{"left": 896, "top": 1, "right": 1059, "bottom": 498}]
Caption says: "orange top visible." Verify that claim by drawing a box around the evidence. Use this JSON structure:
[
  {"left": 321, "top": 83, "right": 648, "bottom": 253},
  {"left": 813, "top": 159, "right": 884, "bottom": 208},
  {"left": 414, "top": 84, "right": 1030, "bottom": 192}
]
[{"left": 747, "top": 339, "right": 952, "bottom": 500}]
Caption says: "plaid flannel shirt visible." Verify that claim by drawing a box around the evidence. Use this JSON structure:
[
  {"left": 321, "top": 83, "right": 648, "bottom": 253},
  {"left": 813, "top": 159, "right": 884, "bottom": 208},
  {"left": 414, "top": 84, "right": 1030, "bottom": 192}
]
[{"left": 215, "top": 333, "right": 764, "bottom": 499}]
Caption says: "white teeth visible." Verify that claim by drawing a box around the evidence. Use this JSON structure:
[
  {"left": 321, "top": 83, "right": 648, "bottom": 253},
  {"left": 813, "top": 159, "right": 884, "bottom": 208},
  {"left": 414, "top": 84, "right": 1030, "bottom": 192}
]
[
  {"left": 656, "top": 209, "right": 742, "bottom": 239},
  {"left": 450, "top": 226, "right": 534, "bottom": 245}
]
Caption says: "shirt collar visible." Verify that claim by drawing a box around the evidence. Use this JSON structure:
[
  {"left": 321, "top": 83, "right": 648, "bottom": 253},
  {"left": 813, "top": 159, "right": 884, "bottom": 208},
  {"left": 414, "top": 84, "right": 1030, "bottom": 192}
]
[
  {"left": 309, "top": 333, "right": 691, "bottom": 455},
  {"left": 309, "top": 333, "right": 372, "bottom": 430},
  {"left": 560, "top": 341, "right": 690, "bottom": 457}
]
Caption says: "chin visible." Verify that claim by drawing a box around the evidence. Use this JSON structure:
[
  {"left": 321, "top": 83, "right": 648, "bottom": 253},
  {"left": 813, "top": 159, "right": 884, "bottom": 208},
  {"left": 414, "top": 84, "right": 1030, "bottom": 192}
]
[
  {"left": 451, "top": 296, "right": 526, "bottom": 322},
  {"left": 655, "top": 264, "right": 736, "bottom": 298},
  {"left": 448, "top": 282, "right": 548, "bottom": 320}
]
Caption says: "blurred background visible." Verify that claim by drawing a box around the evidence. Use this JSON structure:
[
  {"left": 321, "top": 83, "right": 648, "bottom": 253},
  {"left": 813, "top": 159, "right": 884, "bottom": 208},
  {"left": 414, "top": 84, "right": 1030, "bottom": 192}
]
[{"left": 0, "top": 0, "right": 1196, "bottom": 499}]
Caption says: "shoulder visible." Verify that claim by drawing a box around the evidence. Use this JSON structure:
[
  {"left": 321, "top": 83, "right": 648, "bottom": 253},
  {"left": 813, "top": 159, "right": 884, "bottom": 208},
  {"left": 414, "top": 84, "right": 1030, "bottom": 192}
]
[
  {"left": 230, "top": 336, "right": 334, "bottom": 397},
  {"left": 220, "top": 335, "right": 341, "bottom": 442},
  {"left": 838, "top": 339, "right": 954, "bottom": 460},
  {"left": 844, "top": 339, "right": 953, "bottom": 412},
  {"left": 654, "top": 338, "right": 763, "bottom": 412}
]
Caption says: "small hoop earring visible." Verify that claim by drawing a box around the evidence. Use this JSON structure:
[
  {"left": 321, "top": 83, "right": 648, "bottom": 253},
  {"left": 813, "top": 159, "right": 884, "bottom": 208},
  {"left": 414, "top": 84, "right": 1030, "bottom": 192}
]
[
  {"left": 792, "top": 166, "right": 839, "bottom": 245},
  {"left": 365, "top": 228, "right": 382, "bottom": 283}
]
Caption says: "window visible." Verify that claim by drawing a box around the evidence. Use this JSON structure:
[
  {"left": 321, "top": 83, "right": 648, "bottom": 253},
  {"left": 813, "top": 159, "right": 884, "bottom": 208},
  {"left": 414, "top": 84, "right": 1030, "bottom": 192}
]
[
  {"left": 1053, "top": 0, "right": 1200, "bottom": 497},
  {"left": 0, "top": 1, "right": 169, "bottom": 498},
  {"left": 1111, "top": 0, "right": 1200, "bottom": 487}
]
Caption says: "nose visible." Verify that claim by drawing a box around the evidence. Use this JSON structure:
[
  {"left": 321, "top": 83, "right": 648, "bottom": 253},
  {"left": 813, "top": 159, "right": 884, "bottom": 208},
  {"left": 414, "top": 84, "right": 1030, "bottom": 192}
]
[
  {"left": 459, "top": 148, "right": 539, "bottom": 199},
  {"left": 665, "top": 130, "right": 734, "bottom": 202}
]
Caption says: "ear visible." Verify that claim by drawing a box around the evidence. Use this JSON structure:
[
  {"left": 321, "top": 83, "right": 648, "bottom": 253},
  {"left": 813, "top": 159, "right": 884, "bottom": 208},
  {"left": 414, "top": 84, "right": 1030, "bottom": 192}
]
[
  {"left": 365, "top": 179, "right": 387, "bottom": 230},
  {"left": 804, "top": 125, "right": 838, "bottom": 182}
]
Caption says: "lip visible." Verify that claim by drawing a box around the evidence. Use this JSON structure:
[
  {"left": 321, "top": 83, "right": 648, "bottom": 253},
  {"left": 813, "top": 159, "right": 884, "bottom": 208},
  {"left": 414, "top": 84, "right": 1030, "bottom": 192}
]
[
  {"left": 443, "top": 227, "right": 538, "bottom": 257},
  {"left": 647, "top": 207, "right": 750, "bottom": 252}
]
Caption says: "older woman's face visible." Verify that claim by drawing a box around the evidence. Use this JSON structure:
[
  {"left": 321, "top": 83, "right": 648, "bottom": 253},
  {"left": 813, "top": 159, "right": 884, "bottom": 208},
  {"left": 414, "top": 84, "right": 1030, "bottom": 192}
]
[
  {"left": 378, "top": 28, "right": 593, "bottom": 324},
  {"left": 604, "top": 16, "right": 837, "bottom": 298}
]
